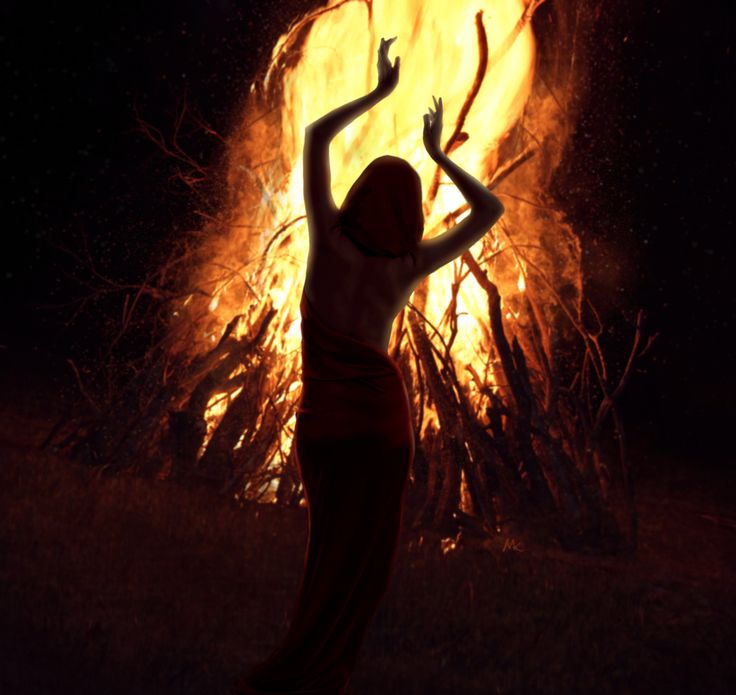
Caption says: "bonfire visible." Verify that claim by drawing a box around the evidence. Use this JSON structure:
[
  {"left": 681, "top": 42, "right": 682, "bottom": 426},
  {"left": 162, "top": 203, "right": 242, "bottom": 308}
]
[{"left": 48, "top": 0, "right": 656, "bottom": 555}]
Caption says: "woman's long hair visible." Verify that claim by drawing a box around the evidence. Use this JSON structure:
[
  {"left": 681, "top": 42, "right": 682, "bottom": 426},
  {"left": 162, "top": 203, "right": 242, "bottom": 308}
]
[{"left": 336, "top": 155, "right": 424, "bottom": 259}]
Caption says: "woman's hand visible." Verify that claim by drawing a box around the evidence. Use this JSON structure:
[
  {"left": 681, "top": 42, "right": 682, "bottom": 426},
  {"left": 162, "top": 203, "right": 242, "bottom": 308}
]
[
  {"left": 305, "top": 37, "right": 399, "bottom": 141},
  {"left": 375, "top": 36, "right": 400, "bottom": 97},
  {"left": 423, "top": 95, "right": 444, "bottom": 160}
]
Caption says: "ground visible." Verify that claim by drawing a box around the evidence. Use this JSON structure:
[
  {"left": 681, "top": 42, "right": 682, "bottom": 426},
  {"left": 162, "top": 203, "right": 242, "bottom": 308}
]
[{"left": 1, "top": 354, "right": 734, "bottom": 694}]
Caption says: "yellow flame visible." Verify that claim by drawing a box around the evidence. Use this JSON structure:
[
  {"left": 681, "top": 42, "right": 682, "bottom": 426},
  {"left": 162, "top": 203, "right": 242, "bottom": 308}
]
[
  {"left": 441, "top": 533, "right": 461, "bottom": 554},
  {"left": 199, "top": 386, "right": 244, "bottom": 456},
  {"left": 191, "top": 0, "right": 583, "bottom": 462},
  {"left": 517, "top": 268, "right": 526, "bottom": 292}
]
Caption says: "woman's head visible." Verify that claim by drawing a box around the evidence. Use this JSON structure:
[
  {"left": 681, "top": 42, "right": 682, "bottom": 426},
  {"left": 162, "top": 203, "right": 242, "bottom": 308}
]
[{"left": 337, "top": 155, "right": 424, "bottom": 257}]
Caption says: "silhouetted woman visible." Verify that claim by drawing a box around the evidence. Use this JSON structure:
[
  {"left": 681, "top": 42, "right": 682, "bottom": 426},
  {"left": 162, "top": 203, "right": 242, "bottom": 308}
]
[{"left": 235, "top": 36, "right": 504, "bottom": 694}]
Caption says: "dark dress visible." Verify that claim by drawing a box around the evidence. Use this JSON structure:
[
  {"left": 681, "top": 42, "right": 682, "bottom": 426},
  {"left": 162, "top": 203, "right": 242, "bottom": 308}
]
[{"left": 235, "top": 290, "right": 415, "bottom": 694}]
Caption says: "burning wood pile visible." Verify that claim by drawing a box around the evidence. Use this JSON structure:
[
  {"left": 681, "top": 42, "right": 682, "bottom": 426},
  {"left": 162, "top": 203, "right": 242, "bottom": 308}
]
[{"left": 47, "top": 0, "right": 656, "bottom": 554}]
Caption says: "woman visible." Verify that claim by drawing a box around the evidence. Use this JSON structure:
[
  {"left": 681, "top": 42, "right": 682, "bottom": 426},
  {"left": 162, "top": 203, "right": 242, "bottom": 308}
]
[{"left": 236, "top": 36, "right": 504, "bottom": 694}]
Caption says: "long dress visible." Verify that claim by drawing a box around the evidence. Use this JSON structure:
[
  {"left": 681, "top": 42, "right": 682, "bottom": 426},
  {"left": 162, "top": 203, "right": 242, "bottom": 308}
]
[{"left": 235, "top": 290, "right": 415, "bottom": 694}]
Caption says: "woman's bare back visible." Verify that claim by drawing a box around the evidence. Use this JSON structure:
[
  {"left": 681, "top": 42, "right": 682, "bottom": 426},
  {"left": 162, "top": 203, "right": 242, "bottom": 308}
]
[
  {"left": 303, "top": 226, "right": 418, "bottom": 354},
  {"left": 300, "top": 39, "right": 504, "bottom": 355}
]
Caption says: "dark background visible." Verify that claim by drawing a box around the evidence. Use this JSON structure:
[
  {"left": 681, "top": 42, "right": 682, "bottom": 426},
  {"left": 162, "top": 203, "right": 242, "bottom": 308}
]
[{"left": 2, "top": 1, "right": 734, "bottom": 468}]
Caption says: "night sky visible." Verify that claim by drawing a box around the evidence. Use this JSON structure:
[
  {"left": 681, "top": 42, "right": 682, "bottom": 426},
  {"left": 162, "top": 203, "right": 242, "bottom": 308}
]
[{"left": 2, "top": 1, "right": 734, "bottom": 469}]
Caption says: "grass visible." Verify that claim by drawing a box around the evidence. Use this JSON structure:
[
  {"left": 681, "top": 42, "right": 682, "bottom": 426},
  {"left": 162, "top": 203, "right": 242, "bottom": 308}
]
[{"left": 1, "top": 356, "right": 734, "bottom": 694}]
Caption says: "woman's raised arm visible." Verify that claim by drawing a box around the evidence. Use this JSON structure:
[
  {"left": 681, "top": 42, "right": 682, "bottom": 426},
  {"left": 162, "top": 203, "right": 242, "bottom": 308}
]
[
  {"left": 303, "top": 37, "right": 400, "bottom": 240},
  {"left": 410, "top": 96, "right": 505, "bottom": 281}
]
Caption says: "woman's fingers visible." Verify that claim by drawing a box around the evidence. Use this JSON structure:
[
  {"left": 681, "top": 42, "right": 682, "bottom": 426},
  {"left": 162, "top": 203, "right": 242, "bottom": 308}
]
[
  {"left": 429, "top": 96, "right": 442, "bottom": 116},
  {"left": 378, "top": 36, "right": 398, "bottom": 73},
  {"left": 426, "top": 96, "right": 443, "bottom": 122},
  {"left": 380, "top": 36, "right": 397, "bottom": 55}
]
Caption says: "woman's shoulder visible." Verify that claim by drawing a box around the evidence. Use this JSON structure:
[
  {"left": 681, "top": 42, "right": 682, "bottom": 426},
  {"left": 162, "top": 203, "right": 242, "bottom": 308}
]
[
  {"left": 311, "top": 221, "right": 416, "bottom": 289},
  {"left": 339, "top": 230, "right": 415, "bottom": 276}
]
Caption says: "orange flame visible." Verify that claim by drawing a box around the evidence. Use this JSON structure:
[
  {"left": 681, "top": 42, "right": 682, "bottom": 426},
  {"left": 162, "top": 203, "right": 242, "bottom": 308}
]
[{"left": 181, "top": 0, "right": 581, "bottom": 483}]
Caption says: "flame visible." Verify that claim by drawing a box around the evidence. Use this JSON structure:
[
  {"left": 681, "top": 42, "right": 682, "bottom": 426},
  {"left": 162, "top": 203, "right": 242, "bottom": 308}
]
[
  {"left": 181, "top": 0, "right": 582, "bottom": 480},
  {"left": 440, "top": 531, "right": 462, "bottom": 555}
]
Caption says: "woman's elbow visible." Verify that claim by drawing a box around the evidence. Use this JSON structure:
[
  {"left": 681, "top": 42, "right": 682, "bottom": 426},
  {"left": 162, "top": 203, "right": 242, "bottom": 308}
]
[
  {"left": 479, "top": 199, "right": 504, "bottom": 224},
  {"left": 305, "top": 121, "right": 330, "bottom": 141}
]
